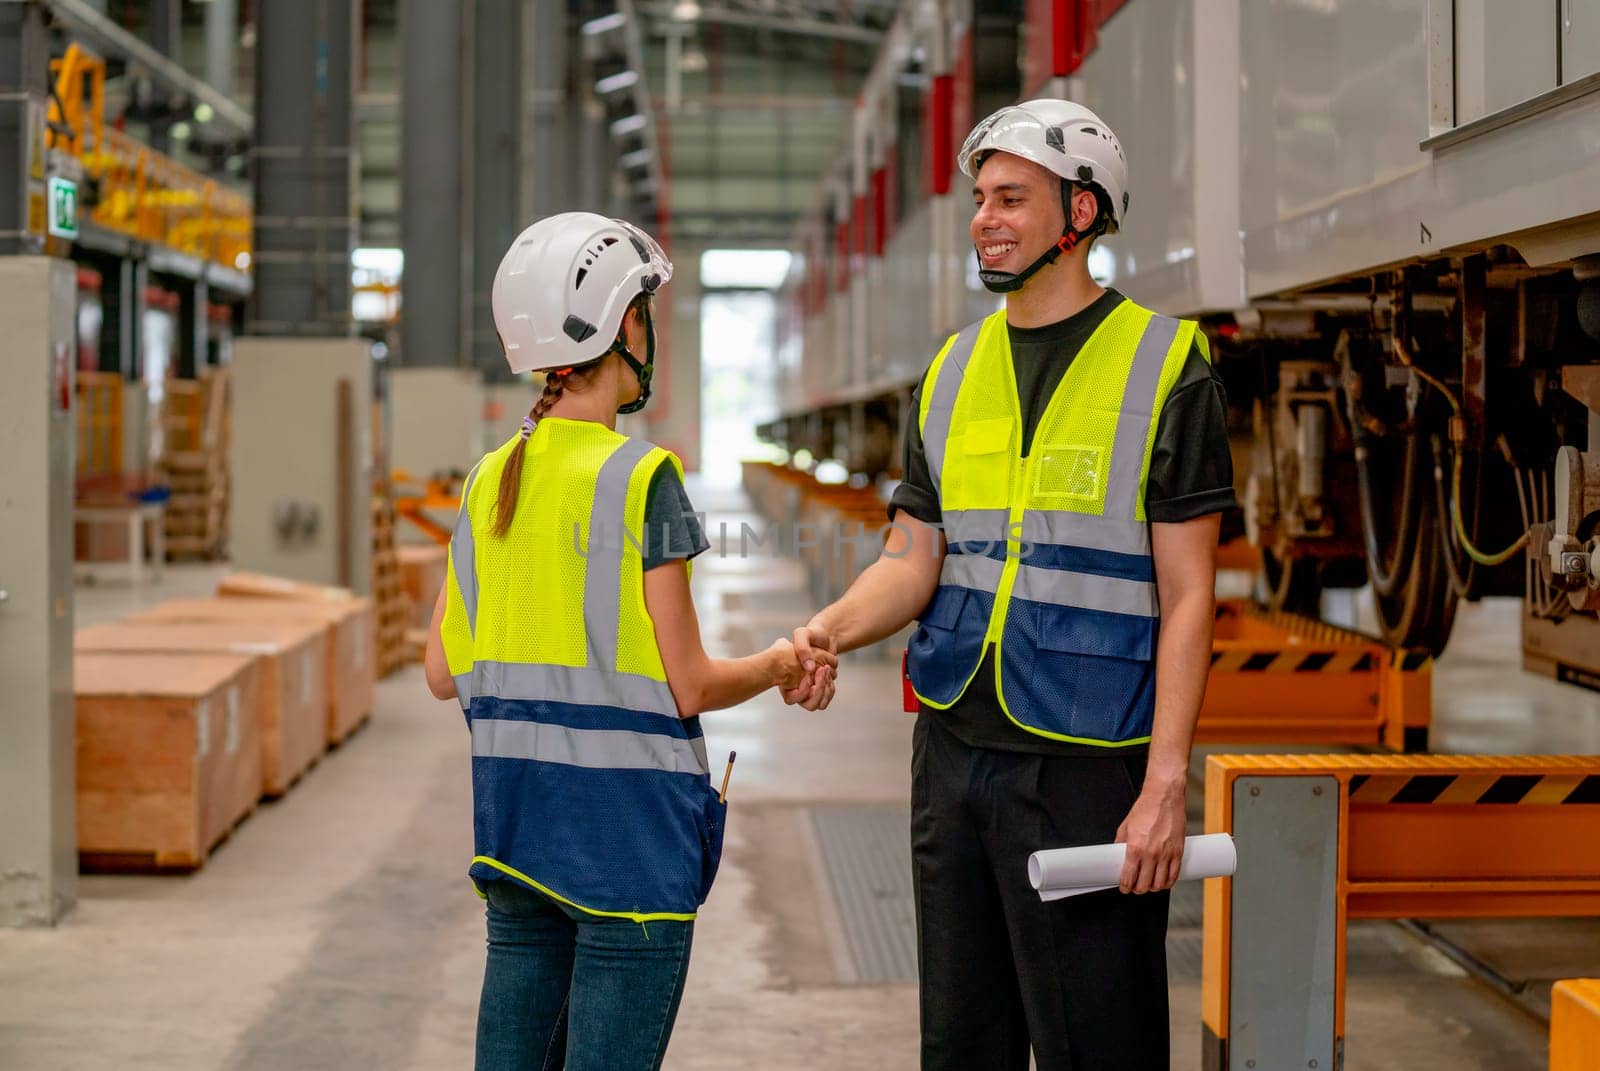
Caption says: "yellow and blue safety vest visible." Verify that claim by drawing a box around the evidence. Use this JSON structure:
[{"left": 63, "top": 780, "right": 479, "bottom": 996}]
[
  {"left": 907, "top": 299, "right": 1201, "bottom": 746},
  {"left": 441, "top": 417, "right": 724, "bottom": 921}
]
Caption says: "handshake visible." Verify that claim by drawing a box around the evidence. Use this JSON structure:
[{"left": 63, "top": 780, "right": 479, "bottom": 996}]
[{"left": 762, "top": 624, "right": 839, "bottom": 711}]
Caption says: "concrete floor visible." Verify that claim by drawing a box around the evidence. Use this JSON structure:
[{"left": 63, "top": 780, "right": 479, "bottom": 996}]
[{"left": 2, "top": 489, "right": 1595, "bottom": 1069}]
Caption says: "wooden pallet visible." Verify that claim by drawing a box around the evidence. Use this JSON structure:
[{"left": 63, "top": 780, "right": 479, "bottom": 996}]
[
  {"left": 159, "top": 369, "right": 230, "bottom": 560},
  {"left": 371, "top": 489, "right": 411, "bottom": 676}
]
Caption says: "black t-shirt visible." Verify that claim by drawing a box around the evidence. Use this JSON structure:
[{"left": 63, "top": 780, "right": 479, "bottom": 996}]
[
  {"left": 641, "top": 463, "right": 710, "bottom": 571},
  {"left": 888, "top": 288, "right": 1238, "bottom": 756}
]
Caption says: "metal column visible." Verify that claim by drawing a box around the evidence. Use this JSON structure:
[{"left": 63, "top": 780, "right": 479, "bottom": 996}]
[
  {"left": 469, "top": 0, "right": 525, "bottom": 376},
  {"left": 525, "top": 0, "right": 571, "bottom": 222},
  {"left": 205, "top": 0, "right": 239, "bottom": 100},
  {"left": 147, "top": 0, "right": 181, "bottom": 154},
  {"left": 0, "top": 257, "right": 79, "bottom": 927},
  {"left": 0, "top": 1, "right": 74, "bottom": 929},
  {"left": 399, "top": 0, "right": 466, "bottom": 366},
  {"left": 248, "top": 0, "right": 358, "bottom": 336}
]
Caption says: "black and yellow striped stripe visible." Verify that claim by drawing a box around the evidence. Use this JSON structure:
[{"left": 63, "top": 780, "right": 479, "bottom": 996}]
[
  {"left": 1210, "top": 649, "right": 1377, "bottom": 673},
  {"left": 1349, "top": 773, "right": 1600, "bottom": 805}
]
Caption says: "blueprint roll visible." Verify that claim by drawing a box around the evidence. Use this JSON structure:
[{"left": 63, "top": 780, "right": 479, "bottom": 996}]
[{"left": 1026, "top": 833, "right": 1237, "bottom": 901}]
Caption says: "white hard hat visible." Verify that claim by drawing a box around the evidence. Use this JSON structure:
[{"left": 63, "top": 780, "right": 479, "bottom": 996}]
[
  {"left": 958, "top": 99, "right": 1128, "bottom": 234},
  {"left": 491, "top": 212, "right": 673, "bottom": 375}
]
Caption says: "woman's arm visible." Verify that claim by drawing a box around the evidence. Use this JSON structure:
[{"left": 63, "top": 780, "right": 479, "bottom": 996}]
[
  {"left": 645, "top": 560, "right": 830, "bottom": 717},
  {"left": 423, "top": 582, "right": 457, "bottom": 700}
]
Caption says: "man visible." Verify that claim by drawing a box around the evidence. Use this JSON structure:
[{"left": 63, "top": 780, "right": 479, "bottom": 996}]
[{"left": 783, "top": 100, "right": 1237, "bottom": 1069}]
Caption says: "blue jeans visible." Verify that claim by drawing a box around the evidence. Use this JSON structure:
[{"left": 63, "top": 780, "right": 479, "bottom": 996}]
[{"left": 474, "top": 879, "right": 695, "bottom": 1071}]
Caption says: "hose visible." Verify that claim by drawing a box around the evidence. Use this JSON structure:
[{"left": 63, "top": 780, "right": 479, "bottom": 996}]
[
  {"left": 1393, "top": 335, "right": 1530, "bottom": 568},
  {"left": 1355, "top": 433, "right": 1423, "bottom": 597},
  {"left": 1430, "top": 436, "right": 1477, "bottom": 598}
]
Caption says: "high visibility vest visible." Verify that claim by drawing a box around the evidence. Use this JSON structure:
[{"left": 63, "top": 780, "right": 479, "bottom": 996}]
[
  {"left": 440, "top": 417, "right": 724, "bottom": 921},
  {"left": 907, "top": 299, "right": 1201, "bottom": 746}
]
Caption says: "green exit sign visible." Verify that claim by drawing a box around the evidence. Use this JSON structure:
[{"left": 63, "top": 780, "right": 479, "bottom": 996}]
[{"left": 46, "top": 176, "right": 78, "bottom": 240}]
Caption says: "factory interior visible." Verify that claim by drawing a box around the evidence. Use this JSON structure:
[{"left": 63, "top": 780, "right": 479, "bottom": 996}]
[{"left": 4, "top": 1, "right": 1600, "bottom": 1068}]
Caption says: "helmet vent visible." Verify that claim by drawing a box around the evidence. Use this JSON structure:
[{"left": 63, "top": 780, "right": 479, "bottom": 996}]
[
  {"left": 574, "top": 268, "right": 588, "bottom": 289},
  {"left": 1045, "top": 126, "right": 1066, "bottom": 153}
]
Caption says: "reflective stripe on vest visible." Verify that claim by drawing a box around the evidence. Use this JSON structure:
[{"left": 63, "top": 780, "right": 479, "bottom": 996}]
[
  {"left": 441, "top": 421, "right": 721, "bottom": 921},
  {"left": 908, "top": 299, "right": 1197, "bottom": 745}
]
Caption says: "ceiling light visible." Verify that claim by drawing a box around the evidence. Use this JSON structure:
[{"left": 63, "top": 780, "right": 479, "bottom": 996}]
[
  {"left": 595, "top": 70, "right": 639, "bottom": 95},
  {"left": 671, "top": 1, "right": 702, "bottom": 18},
  {"left": 619, "top": 148, "right": 653, "bottom": 170},
  {"left": 610, "top": 114, "right": 648, "bottom": 137},
  {"left": 170, "top": 121, "right": 192, "bottom": 140},
  {"left": 679, "top": 46, "right": 708, "bottom": 73},
  {"left": 581, "top": 13, "right": 626, "bottom": 34},
  {"left": 194, "top": 102, "right": 215, "bottom": 123}
]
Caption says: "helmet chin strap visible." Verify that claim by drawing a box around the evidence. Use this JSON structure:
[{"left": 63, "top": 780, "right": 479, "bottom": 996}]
[
  {"left": 976, "top": 180, "right": 1088, "bottom": 295},
  {"left": 613, "top": 299, "right": 656, "bottom": 416},
  {"left": 976, "top": 229, "right": 1083, "bottom": 294}
]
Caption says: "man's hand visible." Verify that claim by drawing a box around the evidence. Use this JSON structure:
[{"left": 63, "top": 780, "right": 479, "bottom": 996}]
[
  {"left": 781, "top": 622, "right": 837, "bottom": 711},
  {"left": 1114, "top": 780, "right": 1187, "bottom": 894}
]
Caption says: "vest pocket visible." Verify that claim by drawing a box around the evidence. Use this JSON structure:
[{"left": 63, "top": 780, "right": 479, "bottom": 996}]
[
  {"left": 950, "top": 417, "right": 1014, "bottom": 506},
  {"left": 696, "top": 782, "right": 728, "bottom": 905},
  {"left": 1009, "top": 601, "right": 1157, "bottom": 742},
  {"left": 908, "top": 584, "right": 987, "bottom": 706}
]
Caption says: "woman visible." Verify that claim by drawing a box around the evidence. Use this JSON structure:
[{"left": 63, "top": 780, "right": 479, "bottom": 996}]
[{"left": 423, "top": 212, "right": 834, "bottom": 1071}]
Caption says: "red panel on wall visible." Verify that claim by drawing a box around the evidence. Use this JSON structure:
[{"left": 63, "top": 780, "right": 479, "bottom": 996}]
[
  {"left": 835, "top": 220, "right": 850, "bottom": 292},
  {"left": 950, "top": 29, "right": 974, "bottom": 180},
  {"left": 927, "top": 73, "right": 954, "bottom": 196},
  {"left": 877, "top": 153, "right": 893, "bottom": 253}
]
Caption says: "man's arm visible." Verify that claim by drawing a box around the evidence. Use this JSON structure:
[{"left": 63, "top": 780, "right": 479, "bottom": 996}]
[
  {"left": 1115, "top": 513, "right": 1219, "bottom": 893},
  {"left": 785, "top": 514, "right": 946, "bottom": 707}
]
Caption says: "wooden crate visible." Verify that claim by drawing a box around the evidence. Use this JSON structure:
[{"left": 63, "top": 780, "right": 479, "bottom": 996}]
[
  {"left": 137, "top": 594, "right": 377, "bottom": 745},
  {"left": 397, "top": 544, "right": 448, "bottom": 630},
  {"left": 75, "top": 652, "right": 263, "bottom": 869},
  {"left": 76, "top": 620, "right": 328, "bottom": 798}
]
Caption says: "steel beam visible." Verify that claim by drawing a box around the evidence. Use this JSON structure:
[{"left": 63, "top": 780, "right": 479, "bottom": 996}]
[
  {"left": 635, "top": 2, "right": 886, "bottom": 44},
  {"left": 469, "top": 0, "right": 524, "bottom": 376},
  {"left": 399, "top": 0, "right": 466, "bottom": 365},
  {"left": 205, "top": 0, "right": 238, "bottom": 100},
  {"left": 0, "top": 1, "right": 49, "bottom": 257},
  {"left": 39, "top": 0, "right": 252, "bottom": 139},
  {"left": 248, "top": 0, "right": 358, "bottom": 336}
]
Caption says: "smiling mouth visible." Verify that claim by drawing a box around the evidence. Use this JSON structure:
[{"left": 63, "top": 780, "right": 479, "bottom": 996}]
[{"left": 979, "top": 241, "right": 1018, "bottom": 262}]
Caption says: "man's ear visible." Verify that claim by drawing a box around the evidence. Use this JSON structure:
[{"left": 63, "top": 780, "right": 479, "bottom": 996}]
[{"left": 1070, "top": 186, "right": 1100, "bottom": 234}]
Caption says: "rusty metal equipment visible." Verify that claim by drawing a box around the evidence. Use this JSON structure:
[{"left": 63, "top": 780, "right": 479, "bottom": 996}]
[{"left": 1201, "top": 754, "right": 1600, "bottom": 1071}]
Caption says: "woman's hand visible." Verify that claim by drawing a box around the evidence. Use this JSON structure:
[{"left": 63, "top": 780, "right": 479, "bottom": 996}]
[{"left": 766, "top": 636, "right": 835, "bottom": 695}]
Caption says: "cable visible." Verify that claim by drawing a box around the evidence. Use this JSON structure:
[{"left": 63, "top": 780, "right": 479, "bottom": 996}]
[{"left": 1394, "top": 333, "right": 1530, "bottom": 567}]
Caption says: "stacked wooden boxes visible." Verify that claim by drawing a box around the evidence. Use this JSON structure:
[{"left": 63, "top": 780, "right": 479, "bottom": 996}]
[
  {"left": 370, "top": 492, "right": 410, "bottom": 674},
  {"left": 160, "top": 368, "right": 230, "bottom": 560},
  {"left": 77, "top": 619, "right": 328, "bottom": 797},
  {"left": 136, "top": 587, "right": 377, "bottom": 745},
  {"left": 75, "top": 652, "right": 263, "bottom": 869}
]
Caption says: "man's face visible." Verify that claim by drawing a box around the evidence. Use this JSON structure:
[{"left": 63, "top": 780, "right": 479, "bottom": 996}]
[{"left": 969, "top": 152, "right": 1067, "bottom": 277}]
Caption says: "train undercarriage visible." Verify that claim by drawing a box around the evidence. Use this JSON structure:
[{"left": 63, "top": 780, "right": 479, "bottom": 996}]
[{"left": 1221, "top": 248, "right": 1600, "bottom": 679}]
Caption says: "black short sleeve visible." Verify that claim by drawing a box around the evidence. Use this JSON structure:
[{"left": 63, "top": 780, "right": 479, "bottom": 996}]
[
  {"left": 887, "top": 376, "right": 944, "bottom": 526},
  {"left": 641, "top": 463, "right": 710, "bottom": 571},
  {"left": 1145, "top": 341, "right": 1239, "bottom": 523}
]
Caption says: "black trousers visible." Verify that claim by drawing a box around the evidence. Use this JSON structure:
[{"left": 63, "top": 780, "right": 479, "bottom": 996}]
[{"left": 910, "top": 714, "right": 1170, "bottom": 1071}]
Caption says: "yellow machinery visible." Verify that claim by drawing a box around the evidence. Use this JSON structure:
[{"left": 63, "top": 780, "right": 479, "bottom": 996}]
[{"left": 47, "top": 44, "right": 250, "bottom": 273}]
